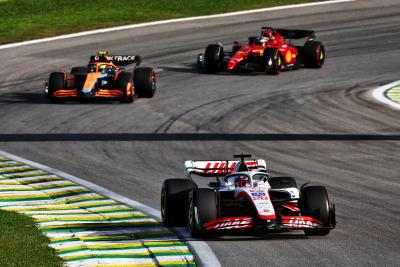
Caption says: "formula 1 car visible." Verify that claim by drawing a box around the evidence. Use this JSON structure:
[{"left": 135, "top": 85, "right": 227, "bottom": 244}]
[
  {"left": 45, "top": 51, "right": 156, "bottom": 103},
  {"left": 197, "top": 27, "right": 325, "bottom": 74},
  {"left": 161, "top": 154, "right": 336, "bottom": 237}
]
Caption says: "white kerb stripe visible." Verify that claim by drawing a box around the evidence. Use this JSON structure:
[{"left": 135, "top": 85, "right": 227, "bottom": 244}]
[
  {"left": 372, "top": 80, "right": 400, "bottom": 110},
  {"left": 0, "top": 149, "right": 221, "bottom": 267},
  {"left": 0, "top": 0, "right": 354, "bottom": 50}
]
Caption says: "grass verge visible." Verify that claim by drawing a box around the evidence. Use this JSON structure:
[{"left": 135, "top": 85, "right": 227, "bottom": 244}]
[
  {"left": 0, "top": 0, "right": 319, "bottom": 44},
  {"left": 0, "top": 210, "right": 62, "bottom": 267}
]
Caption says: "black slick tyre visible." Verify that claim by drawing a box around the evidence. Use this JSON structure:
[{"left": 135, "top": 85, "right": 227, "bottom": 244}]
[
  {"left": 302, "top": 41, "right": 325, "bottom": 68},
  {"left": 134, "top": 67, "right": 156, "bottom": 98},
  {"left": 204, "top": 44, "right": 223, "bottom": 74},
  {"left": 268, "top": 177, "right": 297, "bottom": 189},
  {"left": 302, "top": 186, "right": 332, "bottom": 236},
  {"left": 161, "top": 179, "right": 196, "bottom": 227},
  {"left": 117, "top": 72, "right": 134, "bottom": 103},
  {"left": 48, "top": 72, "right": 66, "bottom": 103},
  {"left": 264, "top": 48, "right": 282, "bottom": 75},
  {"left": 188, "top": 188, "right": 218, "bottom": 238}
]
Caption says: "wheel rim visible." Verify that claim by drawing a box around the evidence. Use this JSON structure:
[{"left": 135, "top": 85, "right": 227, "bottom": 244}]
[
  {"left": 277, "top": 56, "right": 282, "bottom": 67},
  {"left": 151, "top": 72, "right": 156, "bottom": 94},
  {"left": 188, "top": 199, "right": 195, "bottom": 232},
  {"left": 161, "top": 190, "right": 166, "bottom": 220},
  {"left": 316, "top": 45, "right": 324, "bottom": 67}
]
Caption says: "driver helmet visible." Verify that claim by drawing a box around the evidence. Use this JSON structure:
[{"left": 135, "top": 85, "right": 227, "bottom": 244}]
[
  {"left": 98, "top": 65, "right": 107, "bottom": 73},
  {"left": 235, "top": 175, "right": 251, "bottom": 188},
  {"left": 262, "top": 28, "right": 275, "bottom": 40}
]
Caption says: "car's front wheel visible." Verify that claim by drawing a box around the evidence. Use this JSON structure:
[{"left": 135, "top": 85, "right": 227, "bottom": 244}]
[
  {"left": 117, "top": 72, "right": 134, "bottom": 103},
  {"left": 188, "top": 188, "right": 218, "bottom": 238},
  {"left": 301, "top": 185, "right": 334, "bottom": 236}
]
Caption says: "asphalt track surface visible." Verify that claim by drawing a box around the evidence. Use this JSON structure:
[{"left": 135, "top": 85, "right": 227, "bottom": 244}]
[{"left": 0, "top": 0, "right": 400, "bottom": 266}]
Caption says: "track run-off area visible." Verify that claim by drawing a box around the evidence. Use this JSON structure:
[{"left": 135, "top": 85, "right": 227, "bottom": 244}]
[{"left": 0, "top": 0, "right": 399, "bottom": 266}]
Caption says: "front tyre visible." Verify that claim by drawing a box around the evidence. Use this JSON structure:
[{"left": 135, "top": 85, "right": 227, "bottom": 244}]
[
  {"left": 302, "top": 185, "right": 334, "bottom": 236},
  {"left": 263, "top": 48, "right": 282, "bottom": 75},
  {"left": 117, "top": 72, "right": 134, "bottom": 103},
  {"left": 204, "top": 44, "right": 224, "bottom": 74},
  {"left": 134, "top": 67, "right": 156, "bottom": 98},
  {"left": 48, "top": 72, "right": 66, "bottom": 103},
  {"left": 188, "top": 188, "right": 218, "bottom": 238}
]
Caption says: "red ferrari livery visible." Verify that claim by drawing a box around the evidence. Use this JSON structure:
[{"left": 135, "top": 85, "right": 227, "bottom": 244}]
[{"left": 197, "top": 27, "right": 325, "bottom": 74}]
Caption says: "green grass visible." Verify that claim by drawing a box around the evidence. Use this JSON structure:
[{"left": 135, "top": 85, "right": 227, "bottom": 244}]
[
  {"left": 0, "top": 210, "right": 62, "bottom": 267},
  {"left": 0, "top": 0, "right": 318, "bottom": 44}
]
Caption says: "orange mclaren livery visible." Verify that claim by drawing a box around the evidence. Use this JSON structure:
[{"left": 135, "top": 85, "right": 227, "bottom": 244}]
[{"left": 45, "top": 52, "right": 156, "bottom": 103}]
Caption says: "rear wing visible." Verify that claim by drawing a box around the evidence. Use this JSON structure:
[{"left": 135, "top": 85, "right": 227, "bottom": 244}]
[
  {"left": 276, "top": 29, "right": 315, "bottom": 40},
  {"left": 185, "top": 159, "right": 267, "bottom": 178},
  {"left": 89, "top": 54, "right": 142, "bottom": 66},
  {"left": 262, "top": 27, "right": 315, "bottom": 40}
]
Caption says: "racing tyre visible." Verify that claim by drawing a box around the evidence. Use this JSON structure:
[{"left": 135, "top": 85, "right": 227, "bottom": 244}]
[
  {"left": 48, "top": 72, "right": 66, "bottom": 103},
  {"left": 161, "top": 179, "right": 196, "bottom": 227},
  {"left": 301, "top": 186, "right": 333, "bottom": 236},
  {"left": 117, "top": 72, "right": 134, "bottom": 103},
  {"left": 268, "top": 177, "right": 297, "bottom": 189},
  {"left": 302, "top": 41, "right": 325, "bottom": 68},
  {"left": 188, "top": 188, "right": 218, "bottom": 238},
  {"left": 204, "top": 44, "right": 223, "bottom": 74},
  {"left": 134, "top": 67, "right": 156, "bottom": 98},
  {"left": 264, "top": 48, "right": 282, "bottom": 75}
]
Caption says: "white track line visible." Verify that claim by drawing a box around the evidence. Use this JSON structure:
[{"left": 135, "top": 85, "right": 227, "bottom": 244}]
[
  {"left": 372, "top": 81, "right": 400, "bottom": 110},
  {"left": 0, "top": 149, "right": 221, "bottom": 267},
  {"left": 0, "top": 0, "right": 354, "bottom": 50}
]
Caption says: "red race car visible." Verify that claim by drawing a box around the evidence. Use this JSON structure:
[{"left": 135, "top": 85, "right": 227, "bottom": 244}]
[{"left": 197, "top": 27, "right": 325, "bottom": 74}]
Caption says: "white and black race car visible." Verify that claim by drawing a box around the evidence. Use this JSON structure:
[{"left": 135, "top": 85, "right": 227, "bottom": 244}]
[{"left": 161, "top": 154, "right": 336, "bottom": 237}]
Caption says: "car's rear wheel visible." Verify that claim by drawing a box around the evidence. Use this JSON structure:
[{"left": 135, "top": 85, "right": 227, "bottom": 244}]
[
  {"left": 188, "top": 188, "right": 218, "bottom": 238},
  {"left": 264, "top": 48, "right": 282, "bottom": 75},
  {"left": 117, "top": 72, "right": 134, "bottom": 103},
  {"left": 302, "top": 41, "right": 325, "bottom": 68},
  {"left": 161, "top": 179, "right": 196, "bottom": 227},
  {"left": 302, "top": 185, "right": 333, "bottom": 236},
  {"left": 48, "top": 72, "right": 66, "bottom": 103},
  {"left": 134, "top": 67, "right": 156, "bottom": 98},
  {"left": 204, "top": 44, "right": 224, "bottom": 74}
]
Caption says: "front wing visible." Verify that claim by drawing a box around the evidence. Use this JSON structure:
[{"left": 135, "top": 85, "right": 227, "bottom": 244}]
[{"left": 204, "top": 215, "right": 328, "bottom": 231}]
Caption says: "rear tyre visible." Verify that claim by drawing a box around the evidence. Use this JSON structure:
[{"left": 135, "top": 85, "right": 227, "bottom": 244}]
[
  {"left": 161, "top": 179, "right": 196, "bottom": 227},
  {"left": 188, "top": 188, "right": 218, "bottom": 238},
  {"left": 264, "top": 48, "right": 282, "bottom": 75},
  {"left": 268, "top": 177, "right": 297, "bottom": 189},
  {"left": 204, "top": 44, "right": 223, "bottom": 74},
  {"left": 134, "top": 67, "right": 156, "bottom": 98},
  {"left": 48, "top": 72, "right": 66, "bottom": 103},
  {"left": 302, "top": 41, "right": 325, "bottom": 68},
  {"left": 117, "top": 72, "right": 134, "bottom": 103},
  {"left": 302, "top": 186, "right": 333, "bottom": 236}
]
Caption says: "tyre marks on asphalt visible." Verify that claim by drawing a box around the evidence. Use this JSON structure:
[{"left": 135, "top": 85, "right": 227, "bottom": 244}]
[{"left": 0, "top": 156, "right": 195, "bottom": 267}]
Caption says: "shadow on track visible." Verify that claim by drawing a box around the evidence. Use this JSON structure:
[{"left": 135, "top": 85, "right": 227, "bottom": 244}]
[
  {"left": 182, "top": 232, "right": 309, "bottom": 242},
  {"left": 0, "top": 91, "right": 130, "bottom": 105},
  {"left": 1, "top": 133, "right": 399, "bottom": 142}
]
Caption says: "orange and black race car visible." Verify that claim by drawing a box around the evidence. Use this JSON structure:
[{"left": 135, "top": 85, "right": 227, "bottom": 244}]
[{"left": 45, "top": 51, "right": 156, "bottom": 103}]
